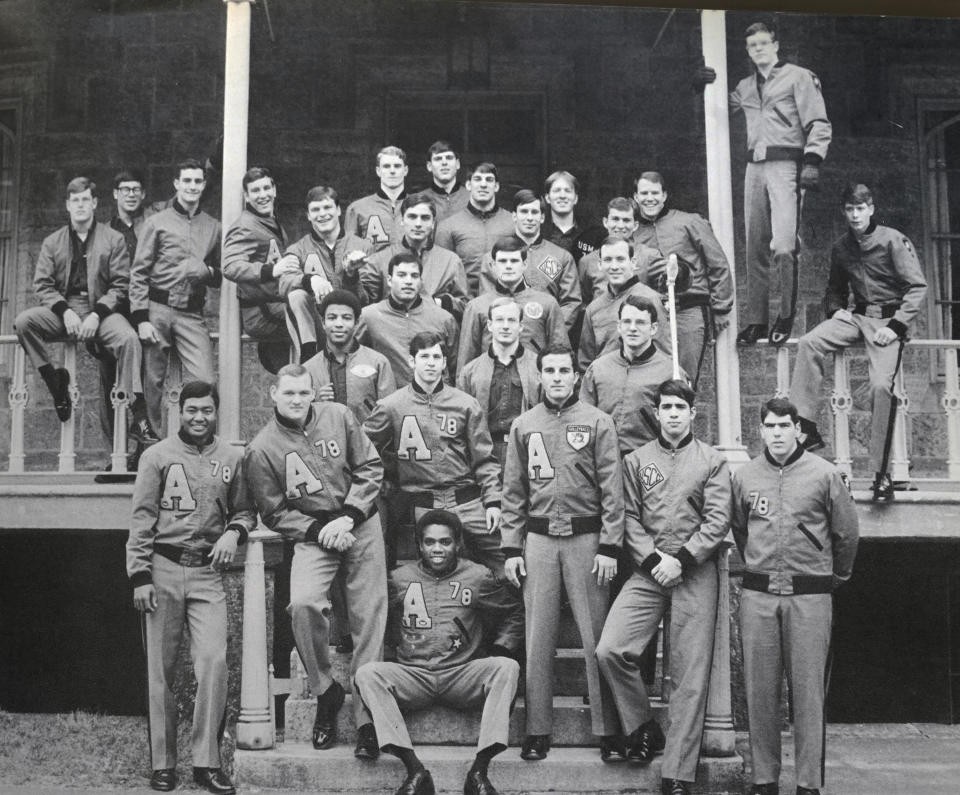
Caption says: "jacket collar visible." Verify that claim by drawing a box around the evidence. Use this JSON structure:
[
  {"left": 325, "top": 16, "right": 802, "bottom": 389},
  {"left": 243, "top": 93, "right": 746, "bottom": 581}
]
[
  {"left": 543, "top": 393, "right": 578, "bottom": 412},
  {"left": 376, "top": 187, "right": 407, "bottom": 203},
  {"left": 607, "top": 275, "right": 639, "bottom": 297},
  {"left": 764, "top": 443, "right": 804, "bottom": 469},
  {"left": 70, "top": 218, "right": 96, "bottom": 241},
  {"left": 177, "top": 427, "right": 215, "bottom": 451},
  {"left": 487, "top": 342, "right": 524, "bottom": 363},
  {"left": 494, "top": 278, "right": 529, "bottom": 296},
  {"left": 387, "top": 293, "right": 423, "bottom": 312},
  {"left": 324, "top": 338, "right": 360, "bottom": 360},
  {"left": 638, "top": 206, "right": 671, "bottom": 225},
  {"left": 467, "top": 202, "right": 501, "bottom": 220},
  {"left": 411, "top": 378, "right": 445, "bottom": 397},
  {"left": 429, "top": 181, "right": 461, "bottom": 197},
  {"left": 847, "top": 220, "right": 878, "bottom": 244},
  {"left": 755, "top": 58, "right": 788, "bottom": 79},
  {"left": 275, "top": 406, "right": 314, "bottom": 430},
  {"left": 402, "top": 236, "right": 433, "bottom": 254},
  {"left": 658, "top": 431, "right": 694, "bottom": 451},
  {"left": 618, "top": 340, "right": 657, "bottom": 364},
  {"left": 310, "top": 224, "right": 345, "bottom": 246}
]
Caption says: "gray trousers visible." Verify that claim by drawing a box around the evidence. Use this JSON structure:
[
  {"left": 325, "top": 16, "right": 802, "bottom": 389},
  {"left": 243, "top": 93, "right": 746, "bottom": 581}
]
[
  {"left": 145, "top": 554, "right": 227, "bottom": 770},
  {"left": 743, "top": 160, "right": 800, "bottom": 326},
  {"left": 790, "top": 312, "right": 903, "bottom": 472},
  {"left": 289, "top": 515, "right": 387, "bottom": 724},
  {"left": 142, "top": 301, "right": 214, "bottom": 431},
  {"left": 15, "top": 295, "right": 142, "bottom": 397},
  {"left": 284, "top": 289, "right": 320, "bottom": 360},
  {"left": 523, "top": 532, "right": 617, "bottom": 737},
  {"left": 740, "top": 589, "right": 832, "bottom": 790},
  {"left": 597, "top": 563, "right": 718, "bottom": 782},
  {"left": 354, "top": 657, "right": 519, "bottom": 753},
  {"left": 675, "top": 305, "right": 707, "bottom": 388}
]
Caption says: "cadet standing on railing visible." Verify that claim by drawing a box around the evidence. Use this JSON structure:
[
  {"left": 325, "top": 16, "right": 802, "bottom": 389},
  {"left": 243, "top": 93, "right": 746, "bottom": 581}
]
[
  {"left": 789, "top": 183, "right": 927, "bottom": 500},
  {"left": 126, "top": 380, "right": 255, "bottom": 795}
]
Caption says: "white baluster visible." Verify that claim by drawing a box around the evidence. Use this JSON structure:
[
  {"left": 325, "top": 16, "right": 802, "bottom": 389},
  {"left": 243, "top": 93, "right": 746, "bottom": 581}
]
[
  {"left": 775, "top": 346, "right": 790, "bottom": 398},
  {"left": 110, "top": 382, "right": 130, "bottom": 472},
  {"left": 58, "top": 342, "right": 78, "bottom": 473},
  {"left": 165, "top": 351, "right": 183, "bottom": 439},
  {"left": 830, "top": 350, "right": 853, "bottom": 479},
  {"left": 8, "top": 346, "right": 28, "bottom": 473},
  {"left": 943, "top": 348, "right": 960, "bottom": 481},
  {"left": 890, "top": 365, "right": 911, "bottom": 483},
  {"left": 702, "top": 544, "right": 736, "bottom": 756}
]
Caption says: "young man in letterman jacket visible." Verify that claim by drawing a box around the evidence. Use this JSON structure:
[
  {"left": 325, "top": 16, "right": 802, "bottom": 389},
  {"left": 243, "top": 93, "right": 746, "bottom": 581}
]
[
  {"left": 731, "top": 397, "right": 859, "bottom": 795},
  {"left": 243, "top": 364, "right": 387, "bottom": 759}
]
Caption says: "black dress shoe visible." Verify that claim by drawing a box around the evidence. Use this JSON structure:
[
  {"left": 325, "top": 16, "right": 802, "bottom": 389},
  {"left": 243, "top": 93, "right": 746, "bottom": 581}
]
[
  {"left": 49, "top": 367, "right": 72, "bottom": 422},
  {"left": 627, "top": 719, "right": 665, "bottom": 764},
  {"left": 768, "top": 315, "right": 795, "bottom": 346},
  {"left": 600, "top": 734, "right": 627, "bottom": 762},
  {"left": 796, "top": 788, "right": 821, "bottom": 795},
  {"left": 748, "top": 784, "right": 779, "bottom": 795},
  {"left": 519, "top": 733, "right": 550, "bottom": 761},
  {"left": 396, "top": 767, "right": 435, "bottom": 795},
  {"left": 464, "top": 766, "right": 500, "bottom": 795},
  {"left": 661, "top": 779, "right": 691, "bottom": 795},
  {"left": 354, "top": 722, "right": 380, "bottom": 760},
  {"left": 129, "top": 416, "right": 160, "bottom": 446},
  {"left": 192, "top": 767, "right": 236, "bottom": 795},
  {"left": 149, "top": 768, "right": 176, "bottom": 792},
  {"left": 736, "top": 324, "right": 768, "bottom": 346},
  {"left": 312, "top": 679, "right": 346, "bottom": 750},
  {"left": 871, "top": 472, "right": 895, "bottom": 502},
  {"left": 798, "top": 417, "right": 825, "bottom": 452}
]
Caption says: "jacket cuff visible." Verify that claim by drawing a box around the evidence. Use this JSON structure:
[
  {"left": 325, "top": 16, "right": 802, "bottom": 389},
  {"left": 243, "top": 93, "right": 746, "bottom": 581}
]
[
  {"left": 803, "top": 153, "right": 823, "bottom": 166},
  {"left": 887, "top": 319, "right": 907, "bottom": 338},
  {"left": 676, "top": 546, "right": 697, "bottom": 574},
  {"left": 501, "top": 546, "right": 523, "bottom": 559},
  {"left": 640, "top": 552, "right": 662, "bottom": 574},
  {"left": 301, "top": 273, "right": 313, "bottom": 292},
  {"left": 712, "top": 306, "right": 731, "bottom": 316},
  {"left": 260, "top": 263, "right": 274, "bottom": 283},
  {"left": 132, "top": 309, "right": 150, "bottom": 325},
  {"left": 208, "top": 266, "right": 222, "bottom": 287},
  {"left": 597, "top": 543, "right": 620, "bottom": 559},
  {"left": 483, "top": 499, "right": 501, "bottom": 510},
  {"left": 439, "top": 294, "right": 454, "bottom": 313},
  {"left": 342, "top": 505, "right": 366, "bottom": 527},
  {"left": 93, "top": 302, "right": 112, "bottom": 320},
  {"left": 130, "top": 570, "right": 152, "bottom": 589},
  {"left": 52, "top": 300, "right": 69, "bottom": 318},
  {"left": 225, "top": 523, "right": 249, "bottom": 545},
  {"left": 305, "top": 517, "right": 328, "bottom": 544}
]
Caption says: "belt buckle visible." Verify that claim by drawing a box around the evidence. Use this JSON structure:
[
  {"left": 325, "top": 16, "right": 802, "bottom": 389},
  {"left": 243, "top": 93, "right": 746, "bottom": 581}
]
[
  {"left": 180, "top": 549, "right": 206, "bottom": 567},
  {"left": 753, "top": 143, "right": 766, "bottom": 161},
  {"left": 865, "top": 304, "right": 882, "bottom": 319}
]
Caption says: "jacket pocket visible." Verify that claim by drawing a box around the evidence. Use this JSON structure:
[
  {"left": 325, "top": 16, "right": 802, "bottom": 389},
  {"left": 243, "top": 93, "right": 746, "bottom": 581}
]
[
  {"left": 772, "top": 105, "right": 792, "bottom": 127},
  {"left": 797, "top": 521, "right": 824, "bottom": 551},
  {"left": 575, "top": 462, "right": 598, "bottom": 490}
]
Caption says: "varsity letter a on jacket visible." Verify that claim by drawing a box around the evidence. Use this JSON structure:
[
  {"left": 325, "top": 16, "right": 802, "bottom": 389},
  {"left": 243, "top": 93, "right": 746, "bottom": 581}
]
[
  {"left": 526, "top": 433, "right": 555, "bottom": 479},
  {"left": 160, "top": 465, "right": 198, "bottom": 510},
  {"left": 285, "top": 451, "right": 324, "bottom": 498}
]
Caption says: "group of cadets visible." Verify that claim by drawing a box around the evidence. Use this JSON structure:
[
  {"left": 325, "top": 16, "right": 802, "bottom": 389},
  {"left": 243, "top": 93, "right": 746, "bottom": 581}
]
[{"left": 13, "top": 19, "right": 933, "bottom": 795}]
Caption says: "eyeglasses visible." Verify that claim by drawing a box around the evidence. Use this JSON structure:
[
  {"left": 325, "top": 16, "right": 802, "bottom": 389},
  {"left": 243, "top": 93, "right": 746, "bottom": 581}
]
[{"left": 117, "top": 186, "right": 143, "bottom": 195}]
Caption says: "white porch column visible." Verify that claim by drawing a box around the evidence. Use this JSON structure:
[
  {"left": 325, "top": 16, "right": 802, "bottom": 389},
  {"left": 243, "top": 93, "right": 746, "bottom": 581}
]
[{"left": 218, "top": 0, "right": 252, "bottom": 441}]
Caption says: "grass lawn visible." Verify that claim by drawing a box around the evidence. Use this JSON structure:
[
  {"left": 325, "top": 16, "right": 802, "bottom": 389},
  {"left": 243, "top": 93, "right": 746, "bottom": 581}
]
[{"left": 0, "top": 711, "right": 237, "bottom": 790}]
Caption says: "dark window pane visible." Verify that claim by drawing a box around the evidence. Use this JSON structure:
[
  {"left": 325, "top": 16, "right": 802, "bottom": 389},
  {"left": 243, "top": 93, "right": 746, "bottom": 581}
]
[{"left": 467, "top": 109, "right": 538, "bottom": 156}]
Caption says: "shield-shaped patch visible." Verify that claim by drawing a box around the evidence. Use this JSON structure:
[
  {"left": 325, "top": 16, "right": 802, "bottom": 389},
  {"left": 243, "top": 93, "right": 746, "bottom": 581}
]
[
  {"left": 538, "top": 256, "right": 562, "bottom": 281},
  {"left": 566, "top": 424, "right": 591, "bottom": 450}
]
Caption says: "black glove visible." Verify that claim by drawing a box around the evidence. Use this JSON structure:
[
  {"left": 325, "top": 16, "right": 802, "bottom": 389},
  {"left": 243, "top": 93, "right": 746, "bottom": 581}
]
[
  {"left": 693, "top": 58, "right": 717, "bottom": 92},
  {"left": 800, "top": 164, "right": 820, "bottom": 191}
]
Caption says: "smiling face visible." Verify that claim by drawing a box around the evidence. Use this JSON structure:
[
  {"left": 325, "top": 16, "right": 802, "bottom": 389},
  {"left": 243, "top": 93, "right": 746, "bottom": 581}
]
[
  {"left": 467, "top": 170, "right": 498, "bottom": 209},
  {"left": 244, "top": 175, "right": 276, "bottom": 217},
  {"left": 271, "top": 372, "right": 315, "bottom": 424},
  {"left": 179, "top": 394, "right": 217, "bottom": 443},
  {"left": 307, "top": 197, "right": 341, "bottom": 236},
  {"left": 410, "top": 343, "right": 446, "bottom": 388},
  {"left": 320, "top": 304, "right": 356, "bottom": 348},
  {"left": 760, "top": 410, "right": 801, "bottom": 463},
  {"left": 174, "top": 168, "right": 206, "bottom": 209},
  {"left": 539, "top": 352, "right": 578, "bottom": 404},
  {"left": 114, "top": 181, "right": 144, "bottom": 215},
  {"left": 388, "top": 260, "right": 423, "bottom": 303},
  {"left": 514, "top": 199, "right": 544, "bottom": 240},
  {"left": 545, "top": 176, "right": 578, "bottom": 217},
  {"left": 419, "top": 522, "right": 458, "bottom": 575},
  {"left": 634, "top": 178, "right": 667, "bottom": 220},
  {"left": 656, "top": 393, "right": 695, "bottom": 444},
  {"left": 599, "top": 239, "right": 633, "bottom": 287},
  {"left": 602, "top": 207, "right": 639, "bottom": 240}
]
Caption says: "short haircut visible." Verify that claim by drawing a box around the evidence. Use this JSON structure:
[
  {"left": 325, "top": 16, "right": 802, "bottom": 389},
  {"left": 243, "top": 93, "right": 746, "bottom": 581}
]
[
  {"left": 179, "top": 379, "right": 219, "bottom": 410},
  {"left": 376, "top": 145, "right": 407, "bottom": 165},
  {"left": 634, "top": 171, "right": 666, "bottom": 191},
  {"left": 275, "top": 362, "right": 314, "bottom": 387},
  {"left": 469, "top": 162, "right": 499, "bottom": 180},
  {"left": 415, "top": 508, "right": 464, "bottom": 546},
  {"left": 655, "top": 378, "right": 695, "bottom": 409},
  {"left": 305, "top": 185, "right": 340, "bottom": 207},
  {"left": 409, "top": 330, "right": 446, "bottom": 358},
  {"left": 67, "top": 177, "right": 96, "bottom": 198},
  {"left": 543, "top": 170, "right": 579, "bottom": 196},
  {"left": 487, "top": 295, "right": 524, "bottom": 321},
  {"left": 760, "top": 396, "right": 799, "bottom": 424},
  {"left": 427, "top": 140, "right": 459, "bottom": 160},
  {"left": 491, "top": 235, "right": 528, "bottom": 261},
  {"left": 841, "top": 182, "right": 873, "bottom": 206},
  {"left": 619, "top": 294, "right": 659, "bottom": 322},
  {"left": 744, "top": 21, "right": 777, "bottom": 40},
  {"left": 242, "top": 166, "right": 274, "bottom": 191},
  {"left": 176, "top": 158, "right": 206, "bottom": 178},
  {"left": 387, "top": 251, "right": 422, "bottom": 276},
  {"left": 113, "top": 169, "right": 144, "bottom": 190},
  {"left": 400, "top": 192, "right": 437, "bottom": 218},
  {"left": 513, "top": 188, "right": 545, "bottom": 213},
  {"left": 600, "top": 234, "right": 634, "bottom": 259},
  {"left": 606, "top": 196, "right": 640, "bottom": 220},
  {"left": 318, "top": 289, "right": 361, "bottom": 320},
  {"left": 536, "top": 343, "right": 576, "bottom": 372}
]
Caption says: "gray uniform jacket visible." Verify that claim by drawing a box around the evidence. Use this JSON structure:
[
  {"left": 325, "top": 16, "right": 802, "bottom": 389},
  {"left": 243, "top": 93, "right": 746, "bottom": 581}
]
[{"left": 303, "top": 342, "right": 396, "bottom": 424}]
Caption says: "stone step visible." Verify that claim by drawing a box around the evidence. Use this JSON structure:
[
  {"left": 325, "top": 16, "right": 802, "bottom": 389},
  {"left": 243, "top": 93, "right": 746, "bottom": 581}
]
[
  {"left": 235, "top": 742, "right": 744, "bottom": 794},
  {"left": 284, "top": 694, "right": 670, "bottom": 747}
]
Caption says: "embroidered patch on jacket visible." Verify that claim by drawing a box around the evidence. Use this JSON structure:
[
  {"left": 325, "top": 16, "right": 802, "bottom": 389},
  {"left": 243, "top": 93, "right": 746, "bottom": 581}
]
[
  {"left": 538, "top": 256, "right": 562, "bottom": 281},
  {"left": 524, "top": 301, "right": 544, "bottom": 319},
  {"left": 350, "top": 364, "right": 377, "bottom": 378},
  {"left": 637, "top": 462, "right": 665, "bottom": 490},
  {"left": 566, "top": 424, "right": 591, "bottom": 450}
]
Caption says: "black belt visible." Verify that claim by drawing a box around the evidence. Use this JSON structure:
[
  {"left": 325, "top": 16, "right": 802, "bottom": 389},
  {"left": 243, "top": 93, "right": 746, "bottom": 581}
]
[
  {"left": 746, "top": 145, "right": 803, "bottom": 163},
  {"left": 409, "top": 483, "right": 482, "bottom": 509},
  {"left": 527, "top": 514, "right": 602, "bottom": 537},
  {"left": 149, "top": 286, "right": 205, "bottom": 313},
  {"left": 853, "top": 303, "right": 899, "bottom": 319},
  {"left": 742, "top": 571, "right": 833, "bottom": 595},
  {"left": 154, "top": 543, "right": 213, "bottom": 568},
  {"left": 676, "top": 293, "right": 710, "bottom": 311}
]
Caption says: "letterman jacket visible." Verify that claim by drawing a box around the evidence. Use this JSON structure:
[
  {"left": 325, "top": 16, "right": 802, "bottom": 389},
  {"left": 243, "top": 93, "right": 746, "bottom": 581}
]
[
  {"left": 576, "top": 241, "right": 664, "bottom": 303},
  {"left": 622, "top": 433, "right": 731, "bottom": 575},
  {"left": 303, "top": 341, "right": 396, "bottom": 424},
  {"left": 222, "top": 205, "right": 289, "bottom": 308},
  {"left": 277, "top": 227, "right": 372, "bottom": 300},
  {"left": 434, "top": 203, "right": 515, "bottom": 294},
  {"left": 126, "top": 432, "right": 255, "bottom": 588},
  {"left": 362, "top": 380, "right": 501, "bottom": 506},
  {"left": 344, "top": 189, "right": 406, "bottom": 252},
  {"left": 731, "top": 445, "right": 859, "bottom": 595},
  {"left": 243, "top": 403, "right": 383, "bottom": 542},
  {"left": 457, "top": 344, "right": 541, "bottom": 430},
  {"left": 500, "top": 396, "right": 624, "bottom": 559},
  {"left": 824, "top": 222, "right": 927, "bottom": 338}
]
